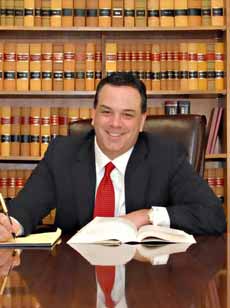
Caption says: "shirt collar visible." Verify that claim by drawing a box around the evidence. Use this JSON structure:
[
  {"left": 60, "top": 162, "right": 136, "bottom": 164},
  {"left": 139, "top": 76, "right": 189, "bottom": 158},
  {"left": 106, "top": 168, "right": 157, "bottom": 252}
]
[{"left": 94, "top": 137, "right": 133, "bottom": 175}]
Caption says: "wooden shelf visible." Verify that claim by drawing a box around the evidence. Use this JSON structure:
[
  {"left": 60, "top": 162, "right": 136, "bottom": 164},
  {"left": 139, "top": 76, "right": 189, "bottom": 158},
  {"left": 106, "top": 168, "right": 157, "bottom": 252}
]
[
  {"left": 205, "top": 154, "right": 227, "bottom": 159},
  {"left": 0, "top": 156, "right": 41, "bottom": 162}
]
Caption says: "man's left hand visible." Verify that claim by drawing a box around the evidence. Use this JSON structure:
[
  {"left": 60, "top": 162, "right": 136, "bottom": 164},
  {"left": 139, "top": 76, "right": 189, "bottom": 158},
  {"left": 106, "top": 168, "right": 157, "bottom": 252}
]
[{"left": 121, "top": 209, "right": 150, "bottom": 229}]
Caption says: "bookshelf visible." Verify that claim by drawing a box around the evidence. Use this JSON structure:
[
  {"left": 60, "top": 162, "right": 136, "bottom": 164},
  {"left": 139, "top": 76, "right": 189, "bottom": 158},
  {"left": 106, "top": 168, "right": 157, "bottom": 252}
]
[{"left": 0, "top": 0, "right": 228, "bottom": 230}]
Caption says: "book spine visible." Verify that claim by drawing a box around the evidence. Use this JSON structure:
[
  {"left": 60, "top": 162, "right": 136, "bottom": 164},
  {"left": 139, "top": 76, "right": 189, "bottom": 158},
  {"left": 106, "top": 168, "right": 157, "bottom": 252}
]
[
  {"left": 0, "top": 0, "right": 6, "bottom": 26},
  {"left": 24, "top": 0, "right": 35, "bottom": 27},
  {"left": 3, "top": 43, "right": 16, "bottom": 91},
  {"left": 124, "top": 43, "right": 131, "bottom": 73},
  {"left": 80, "top": 107, "right": 91, "bottom": 119},
  {"left": 41, "top": 0, "right": 51, "bottom": 26},
  {"left": 20, "top": 106, "right": 31, "bottom": 156},
  {"left": 16, "top": 43, "right": 30, "bottom": 91},
  {"left": 112, "top": 0, "right": 123, "bottom": 27},
  {"left": 75, "top": 42, "right": 86, "bottom": 90},
  {"left": 211, "top": 0, "right": 224, "bottom": 26},
  {"left": 5, "top": 0, "right": 15, "bottom": 26},
  {"left": 147, "top": 0, "right": 159, "bottom": 27},
  {"left": 201, "top": 0, "right": 211, "bottom": 26},
  {"left": 10, "top": 107, "right": 21, "bottom": 156},
  {"left": 105, "top": 42, "right": 117, "bottom": 77},
  {"left": 1, "top": 106, "right": 11, "bottom": 157},
  {"left": 207, "top": 42, "right": 215, "bottom": 90},
  {"left": 197, "top": 43, "right": 207, "bottom": 90},
  {"left": 0, "top": 170, "right": 8, "bottom": 198},
  {"left": 50, "top": 107, "right": 59, "bottom": 140},
  {"left": 7, "top": 169, "right": 16, "bottom": 199},
  {"left": 95, "top": 42, "right": 102, "bottom": 88},
  {"left": 59, "top": 107, "right": 68, "bottom": 136},
  {"left": 179, "top": 42, "right": 188, "bottom": 90},
  {"left": 188, "top": 42, "right": 198, "bottom": 90},
  {"left": 86, "top": 0, "right": 98, "bottom": 26},
  {"left": 130, "top": 43, "right": 136, "bottom": 76},
  {"left": 41, "top": 42, "right": 53, "bottom": 91},
  {"left": 30, "top": 106, "right": 40, "bottom": 157},
  {"left": 15, "top": 169, "right": 24, "bottom": 195},
  {"left": 173, "top": 43, "right": 180, "bottom": 90},
  {"left": 166, "top": 43, "right": 174, "bottom": 90},
  {"left": 144, "top": 43, "right": 152, "bottom": 90},
  {"left": 85, "top": 42, "right": 95, "bottom": 90},
  {"left": 160, "top": 43, "right": 167, "bottom": 90},
  {"left": 63, "top": 0, "right": 74, "bottom": 27},
  {"left": 174, "top": 0, "right": 188, "bottom": 27},
  {"left": 40, "top": 106, "right": 50, "bottom": 156},
  {"left": 15, "top": 0, "right": 24, "bottom": 26},
  {"left": 51, "top": 0, "right": 62, "bottom": 27},
  {"left": 136, "top": 42, "right": 145, "bottom": 83},
  {"left": 160, "top": 0, "right": 174, "bottom": 27},
  {"left": 151, "top": 43, "right": 160, "bottom": 90},
  {"left": 52, "top": 43, "right": 64, "bottom": 91},
  {"left": 117, "top": 42, "right": 124, "bottom": 72},
  {"left": 64, "top": 43, "right": 75, "bottom": 91},
  {"left": 30, "top": 43, "right": 42, "bottom": 91},
  {"left": 99, "top": 0, "right": 112, "bottom": 27},
  {"left": 68, "top": 107, "right": 80, "bottom": 124},
  {"left": 35, "top": 0, "right": 42, "bottom": 26},
  {"left": 135, "top": 0, "right": 146, "bottom": 27},
  {"left": 215, "top": 41, "right": 224, "bottom": 91},
  {"left": 74, "top": 0, "right": 86, "bottom": 26},
  {"left": 0, "top": 43, "right": 3, "bottom": 91},
  {"left": 188, "top": 0, "right": 202, "bottom": 26},
  {"left": 124, "top": 0, "right": 134, "bottom": 27}
]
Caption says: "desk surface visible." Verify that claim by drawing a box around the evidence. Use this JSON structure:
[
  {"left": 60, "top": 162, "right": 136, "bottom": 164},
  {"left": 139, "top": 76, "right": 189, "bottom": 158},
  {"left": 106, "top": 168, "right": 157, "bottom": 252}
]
[{"left": 0, "top": 235, "right": 227, "bottom": 308}]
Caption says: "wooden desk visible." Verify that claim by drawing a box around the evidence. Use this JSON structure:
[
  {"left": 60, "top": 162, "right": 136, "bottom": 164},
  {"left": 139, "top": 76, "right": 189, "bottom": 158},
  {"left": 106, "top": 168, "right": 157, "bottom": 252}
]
[{"left": 0, "top": 235, "right": 227, "bottom": 308}]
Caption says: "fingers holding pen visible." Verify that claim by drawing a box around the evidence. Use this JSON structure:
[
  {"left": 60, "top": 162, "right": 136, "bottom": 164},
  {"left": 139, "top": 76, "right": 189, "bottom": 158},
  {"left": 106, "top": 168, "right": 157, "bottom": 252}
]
[{"left": 0, "top": 213, "right": 15, "bottom": 241}]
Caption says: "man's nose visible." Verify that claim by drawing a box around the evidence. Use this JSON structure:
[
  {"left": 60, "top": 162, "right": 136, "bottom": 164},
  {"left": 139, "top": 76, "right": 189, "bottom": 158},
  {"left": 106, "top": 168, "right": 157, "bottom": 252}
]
[{"left": 110, "top": 114, "right": 122, "bottom": 127}]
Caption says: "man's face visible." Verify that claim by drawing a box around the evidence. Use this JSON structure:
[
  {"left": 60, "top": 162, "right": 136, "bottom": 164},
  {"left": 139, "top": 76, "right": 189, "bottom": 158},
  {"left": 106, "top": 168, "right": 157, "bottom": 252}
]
[{"left": 92, "top": 84, "right": 146, "bottom": 159}]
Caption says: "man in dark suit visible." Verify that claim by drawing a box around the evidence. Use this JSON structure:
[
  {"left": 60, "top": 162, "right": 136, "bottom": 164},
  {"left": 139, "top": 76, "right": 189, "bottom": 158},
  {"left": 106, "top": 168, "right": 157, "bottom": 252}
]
[{"left": 0, "top": 72, "right": 226, "bottom": 240}]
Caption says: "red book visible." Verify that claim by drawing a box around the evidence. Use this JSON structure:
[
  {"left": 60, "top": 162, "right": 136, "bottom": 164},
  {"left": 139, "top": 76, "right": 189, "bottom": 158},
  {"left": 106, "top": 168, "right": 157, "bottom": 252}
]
[
  {"left": 210, "top": 107, "right": 223, "bottom": 154},
  {"left": 206, "top": 107, "right": 219, "bottom": 154}
]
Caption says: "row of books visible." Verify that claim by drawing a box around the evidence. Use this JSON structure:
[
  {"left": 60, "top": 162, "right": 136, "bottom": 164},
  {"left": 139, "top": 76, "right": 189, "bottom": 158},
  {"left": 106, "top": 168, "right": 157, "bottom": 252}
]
[
  {"left": 106, "top": 41, "right": 225, "bottom": 91},
  {"left": 0, "top": 0, "right": 225, "bottom": 28},
  {"left": 206, "top": 106, "right": 223, "bottom": 154},
  {"left": 204, "top": 162, "right": 224, "bottom": 201}
]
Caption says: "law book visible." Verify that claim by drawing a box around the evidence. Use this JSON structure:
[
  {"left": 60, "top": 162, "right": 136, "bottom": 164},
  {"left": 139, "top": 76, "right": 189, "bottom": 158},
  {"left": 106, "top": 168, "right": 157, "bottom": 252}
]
[
  {"left": 0, "top": 0, "right": 6, "bottom": 26},
  {"left": 58, "top": 107, "right": 68, "bottom": 136},
  {"left": 85, "top": 42, "right": 95, "bottom": 90},
  {"left": 160, "top": 42, "right": 167, "bottom": 90},
  {"left": 95, "top": 42, "right": 102, "bottom": 88},
  {"left": 40, "top": 106, "right": 50, "bottom": 157},
  {"left": 124, "top": 0, "right": 134, "bottom": 27},
  {"left": 41, "top": 42, "right": 53, "bottom": 91},
  {"left": 68, "top": 107, "right": 80, "bottom": 124},
  {"left": 86, "top": 0, "right": 98, "bottom": 27},
  {"left": 0, "top": 170, "right": 8, "bottom": 198},
  {"left": 3, "top": 42, "right": 16, "bottom": 91},
  {"left": 136, "top": 42, "right": 145, "bottom": 83},
  {"left": 174, "top": 0, "right": 188, "bottom": 27},
  {"left": 68, "top": 217, "right": 196, "bottom": 246},
  {"left": 135, "top": 0, "right": 146, "bottom": 27},
  {"left": 73, "top": 0, "right": 85, "bottom": 26},
  {"left": 15, "top": 169, "right": 24, "bottom": 195},
  {"left": 179, "top": 42, "right": 188, "bottom": 90},
  {"left": 7, "top": 169, "right": 16, "bottom": 199},
  {"left": 51, "top": 0, "right": 62, "bottom": 27},
  {"left": 188, "top": 42, "right": 198, "bottom": 90},
  {"left": 124, "top": 43, "right": 131, "bottom": 73},
  {"left": 209, "top": 106, "right": 223, "bottom": 154},
  {"left": 1, "top": 106, "right": 11, "bottom": 157},
  {"left": 0, "top": 226, "right": 62, "bottom": 248},
  {"left": 172, "top": 43, "right": 180, "bottom": 90},
  {"left": 24, "top": 0, "right": 35, "bottom": 27},
  {"left": 63, "top": 0, "right": 73, "bottom": 27},
  {"left": 166, "top": 42, "right": 174, "bottom": 90},
  {"left": 160, "top": 0, "right": 174, "bottom": 27},
  {"left": 147, "top": 0, "right": 159, "bottom": 27},
  {"left": 64, "top": 43, "right": 75, "bottom": 91},
  {"left": 41, "top": 0, "right": 51, "bottom": 26},
  {"left": 188, "top": 0, "right": 202, "bottom": 26},
  {"left": 201, "top": 0, "right": 211, "bottom": 26},
  {"left": 105, "top": 42, "right": 117, "bottom": 76},
  {"left": 211, "top": 0, "right": 224, "bottom": 26},
  {"left": 112, "top": 0, "right": 123, "bottom": 27},
  {"left": 144, "top": 43, "right": 151, "bottom": 90},
  {"left": 151, "top": 43, "right": 161, "bottom": 90},
  {"left": 30, "top": 106, "right": 41, "bottom": 157},
  {"left": 197, "top": 42, "right": 207, "bottom": 90},
  {"left": 10, "top": 106, "right": 21, "bottom": 156},
  {"left": 20, "top": 106, "right": 31, "bottom": 156},
  {"left": 215, "top": 42, "right": 224, "bottom": 91},
  {"left": 75, "top": 42, "right": 86, "bottom": 90},
  {"left": 206, "top": 106, "right": 219, "bottom": 154},
  {"left": 0, "top": 42, "right": 3, "bottom": 91},
  {"left": 30, "top": 43, "right": 42, "bottom": 91},
  {"left": 16, "top": 43, "right": 29, "bottom": 91},
  {"left": 117, "top": 42, "right": 124, "bottom": 72},
  {"left": 35, "top": 0, "right": 42, "bottom": 26},
  {"left": 52, "top": 43, "right": 64, "bottom": 91},
  {"left": 50, "top": 107, "right": 59, "bottom": 140},
  {"left": 79, "top": 107, "right": 91, "bottom": 119},
  {"left": 15, "top": 0, "right": 24, "bottom": 26},
  {"left": 69, "top": 241, "right": 192, "bottom": 266},
  {"left": 99, "top": 0, "right": 112, "bottom": 27},
  {"left": 5, "top": 0, "right": 15, "bottom": 26},
  {"left": 130, "top": 42, "right": 137, "bottom": 76},
  {"left": 207, "top": 42, "right": 215, "bottom": 90}
]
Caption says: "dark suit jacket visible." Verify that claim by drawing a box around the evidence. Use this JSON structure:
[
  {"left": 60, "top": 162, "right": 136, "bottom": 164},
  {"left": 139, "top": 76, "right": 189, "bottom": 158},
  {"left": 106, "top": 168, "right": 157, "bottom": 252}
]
[{"left": 8, "top": 130, "right": 226, "bottom": 235}]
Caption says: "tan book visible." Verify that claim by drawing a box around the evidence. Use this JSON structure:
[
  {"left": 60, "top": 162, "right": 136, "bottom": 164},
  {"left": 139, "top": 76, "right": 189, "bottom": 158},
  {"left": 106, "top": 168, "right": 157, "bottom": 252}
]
[
  {"left": 68, "top": 107, "right": 80, "bottom": 123},
  {"left": 174, "top": 0, "right": 188, "bottom": 27},
  {"left": 41, "top": 42, "right": 53, "bottom": 91},
  {"left": 147, "top": 0, "right": 159, "bottom": 27},
  {"left": 135, "top": 0, "right": 146, "bottom": 27},
  {"left": 53, "top": 43, "right": 64, "bottom": 91},
  {"left": 0, "top": 170, "right": 8, "bottom": 198},
  {"left": 7, "top": 169, "right": 16, "bottom": 199},
  {"left": 86, "top": 0, "right": 98, "bottom": 26},
  {"left": 99, "top": 0, "right": 112, "bottom": 27},
  {"left": 79, "top": 107, "right": 91, "bottom": 119},
  {"left": 160, "top": 0, "right": 174, "bottom": 27},
  {"left": 151, "top": 43, "right": 160, "bottom": 90},
  {"left": 59, "top": 107, "right": 68, "bottom": 136},
  {"left": 112, "top": 0, "right": 123, "bottom": 27},
  {"left": 63, "top": 0, "right": 74, "bottom": 27},
  {"left": 0, "top": 43, "right": 3, "bottom": 91},
  {"left": 173, "top": 44, "right": 180, "bottom": 90},
  {"left": 41, "top": 0, "right": 51, "bottom": 26},
  {"left": 15, "top": 169, "right": 24, "bottom": 195},
  {"left": 105, "top": 42, "right": 117, "bottom": 76},
  {"left": 136, "top": 42, "right": 145, "bottom": 83},
  {"left": 64, "top": 43, "right": 75, "bottom": 91},
  {"left": 188, "top": 42, "right": 198, "bottom": 90},
  {"left": 179, "top": 42, "right": 188, "bottom": 90},
  {"left": 130, "top": 43, "right": 137, "bottom": 75},
  {"left": 75, "top": 42, "right": 85, "bottom": 90},
  {"left": 3, "top": 43, "right": 16, "bottom": 91},
  {"left": 40, "top": 107, "right": 51, "bottom": 157},
  {"left": 207, "top": 42, "right": 215, "bottom": 90},
  {"left": 0, "top": 0, "right": 6, "bottom": 26},
  {"left": 201, "top": 0, "right": 211, "bottom": 26},
  {"left": 117, "top": 42, "right": 125, "bottom": 72},
  {"left": 5, "top": 0, "right": 15, "bottom": 26},
  {"left": 16, "top": 43, "right": 29, "bottom": 91},
  {"left": 211, "top": 0, "right": 224, "bottom": 26},
  {"left": 85, "top": 42, "right": 95, "bottom": 90},
  {"left": 188, "top": 0, "right": 202, "bottom": 26},
  {"left": 24, "top": 0, "right": 35, "bottom": 27},
  {"left": 51, "top": 0, "right": 62, "bottom": 27},
  {"left": 215, "top": 42, "right": 224, "bottom": 90},
  {"left": 95, "top": 42, "right": 102, "bottom": 88},
  {"left": 10, "top": 107, "right": 21, "bottom": 156},
  {"left": 30, "top": 107, "right": 41, "bottom": 157},
  {"left": 197, "top": 43, "right": 207, "bottom": 90},
  {"left": 20, "top": 107, "right": 31, "bottom": 156},
  {"left": 160, "top": 43, "right": 167, "bottom": 90},
  {"left": 1, "top": 106, "right": 11, "bottom": 157},
  {"left": 166, "top": 43, "right": 174, "bottom": 90},
  {"left": 50, "top": 107, "right": 59, "bottom": 139},
  {"left": 73, "top": 0, "right": 85, "bottom": 26},
  {"left": 124, "top": 0, "right": 134, "bottom": 27},
  {"left": 30, "top": 43, "right": 42, "bottom": 91},
  {"left": 35, "top": 0, "right": 42, "bottom": 26},
  {"left": 144, "top": 43, "right": 151, "bottom": 90},
  {"left": 15, "top": 0, "right": 24, "bottom": 26},
  {"left": 215, "top": 167, "right": 224, "bottom": 199},
  {"left": 124, "top": 43, "right": 131, "bottom": 72}
]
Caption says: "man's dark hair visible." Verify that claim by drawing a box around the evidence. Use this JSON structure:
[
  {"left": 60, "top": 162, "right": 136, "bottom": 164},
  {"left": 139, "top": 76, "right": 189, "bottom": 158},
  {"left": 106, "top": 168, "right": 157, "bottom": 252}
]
[{"left": 93, "top": 72, "right": 147, "bottom": 113}]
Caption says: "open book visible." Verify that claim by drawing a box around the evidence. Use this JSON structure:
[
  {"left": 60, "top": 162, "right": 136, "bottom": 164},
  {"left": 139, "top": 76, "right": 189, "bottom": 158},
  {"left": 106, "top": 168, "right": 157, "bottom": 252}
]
[
  {"left": 0, "top": 226, "right": 62, "bottom": 248},
  {"left": 67, "top": 217, "right": 196, "bottom": 246}
]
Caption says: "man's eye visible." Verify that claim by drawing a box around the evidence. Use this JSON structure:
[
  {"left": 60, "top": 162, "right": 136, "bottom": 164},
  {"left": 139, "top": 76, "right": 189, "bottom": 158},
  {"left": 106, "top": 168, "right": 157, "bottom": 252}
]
[
  {"left": 123, "top": 113, "right": 134, "bottom": 118},
  {"left": 101, "top": 110, "right": 111, "bottom": 114}
]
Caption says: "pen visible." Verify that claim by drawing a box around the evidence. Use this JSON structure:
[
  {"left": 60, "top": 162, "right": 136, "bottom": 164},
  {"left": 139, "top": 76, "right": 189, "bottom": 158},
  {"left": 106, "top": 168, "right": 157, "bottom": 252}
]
[
  {"left": 0, "top": 193, "right": 16, "bottom": 239},
  {"left": 0, "top": 250, "right": 17, "bottom": 295}
]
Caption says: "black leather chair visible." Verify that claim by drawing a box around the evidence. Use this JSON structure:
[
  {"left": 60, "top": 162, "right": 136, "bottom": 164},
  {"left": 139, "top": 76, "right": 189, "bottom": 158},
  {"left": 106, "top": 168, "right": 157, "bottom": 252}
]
[{"left": 69, "top": 114, "right": 207, "bottom": 176}]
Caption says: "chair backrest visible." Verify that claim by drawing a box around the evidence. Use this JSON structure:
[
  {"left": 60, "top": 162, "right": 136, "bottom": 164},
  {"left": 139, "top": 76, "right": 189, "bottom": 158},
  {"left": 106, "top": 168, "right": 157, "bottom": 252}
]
[{"left": 69, "top": 114, "right": 206, "bottom": 176}]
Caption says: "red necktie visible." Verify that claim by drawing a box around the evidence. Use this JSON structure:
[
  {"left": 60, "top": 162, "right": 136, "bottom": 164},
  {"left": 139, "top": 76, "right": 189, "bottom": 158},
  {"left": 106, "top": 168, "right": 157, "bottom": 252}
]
[
  {"left": 94, "top": 162, "right": 116, "bottom": 307},
  {"left": 94, "top": 162, "right": 115, "bottom": 218}
]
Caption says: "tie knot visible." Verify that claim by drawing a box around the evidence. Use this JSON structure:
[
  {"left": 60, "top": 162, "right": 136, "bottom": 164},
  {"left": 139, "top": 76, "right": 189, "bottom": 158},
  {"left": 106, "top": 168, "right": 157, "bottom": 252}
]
[{"left": 105, "top": 162, "right": 115, "bottom": 176}]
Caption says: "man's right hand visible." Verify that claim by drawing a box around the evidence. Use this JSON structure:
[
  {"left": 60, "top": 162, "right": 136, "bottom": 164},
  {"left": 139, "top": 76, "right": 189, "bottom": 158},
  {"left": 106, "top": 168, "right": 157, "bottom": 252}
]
[{"left": 0, "top": 214, "right": 21, "bottom": 242}]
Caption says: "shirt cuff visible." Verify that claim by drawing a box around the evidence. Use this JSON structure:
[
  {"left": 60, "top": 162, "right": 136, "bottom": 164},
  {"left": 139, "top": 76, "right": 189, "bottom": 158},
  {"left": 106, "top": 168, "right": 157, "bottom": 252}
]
[
  {"left": 151, "top": 207, "right": 170, "bottom": 227},
  {"left": 11, "top": 217, "right": 24, "bottom": 236}
]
